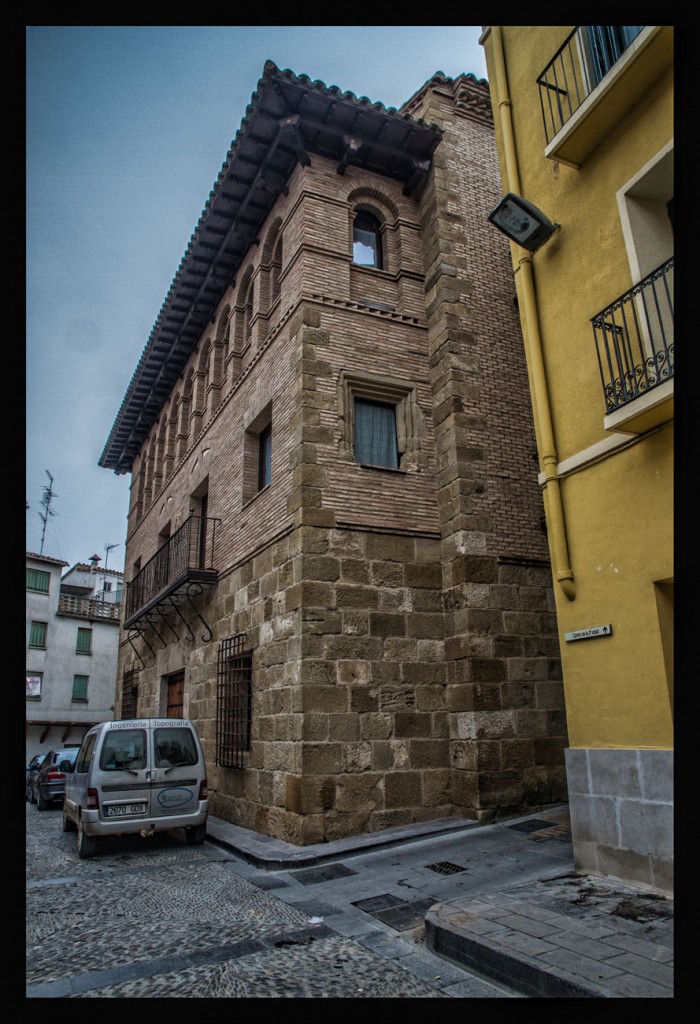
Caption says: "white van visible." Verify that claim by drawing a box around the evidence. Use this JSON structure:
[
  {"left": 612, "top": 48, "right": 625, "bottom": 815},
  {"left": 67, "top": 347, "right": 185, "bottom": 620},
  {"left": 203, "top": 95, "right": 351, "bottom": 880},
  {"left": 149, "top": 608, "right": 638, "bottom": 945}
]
[{"left": 63, "top": 718, "right": 208, "bottom": 858}]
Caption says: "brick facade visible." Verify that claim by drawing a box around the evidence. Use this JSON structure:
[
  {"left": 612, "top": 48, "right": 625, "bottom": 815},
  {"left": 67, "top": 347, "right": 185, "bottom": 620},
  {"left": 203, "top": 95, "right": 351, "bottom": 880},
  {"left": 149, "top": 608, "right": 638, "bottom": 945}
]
[{"left": 109, "top": 66, "right": 566, "bottom": 845}]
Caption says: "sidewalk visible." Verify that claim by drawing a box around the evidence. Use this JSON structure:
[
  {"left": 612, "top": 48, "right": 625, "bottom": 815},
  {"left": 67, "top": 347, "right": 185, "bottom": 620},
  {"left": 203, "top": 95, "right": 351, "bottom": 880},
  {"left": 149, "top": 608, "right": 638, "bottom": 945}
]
[{"left": 206, "top": 806, "right": 673, "bottom": 998}]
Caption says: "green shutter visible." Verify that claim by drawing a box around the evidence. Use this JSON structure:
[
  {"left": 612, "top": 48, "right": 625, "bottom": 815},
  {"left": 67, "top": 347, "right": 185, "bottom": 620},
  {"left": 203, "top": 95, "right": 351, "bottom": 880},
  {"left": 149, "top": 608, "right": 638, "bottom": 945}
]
[
  {"left": 76, "top": 627, "right": 92, "bottom": 654},
  {"left": 29, "top": 621, "right": 47, "bottom": 648},
  {"left": 26, "top": 568, "right": 50, "bottom": 592},
  {"left": 72, "top": 675, "right": 89, "bottom": 701}
]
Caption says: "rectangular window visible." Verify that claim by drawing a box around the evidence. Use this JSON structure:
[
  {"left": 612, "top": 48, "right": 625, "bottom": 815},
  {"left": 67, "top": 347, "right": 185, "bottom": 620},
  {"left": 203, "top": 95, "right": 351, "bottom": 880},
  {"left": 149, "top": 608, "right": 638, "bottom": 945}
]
[
  {"left": 354, "top": 398, "right": 399, "bottom": 468},
  {"left": 26, "top": 673, "right": 42, "bottom": 699},
  {"left": 584, "top": 26, "right": 644, "bottom": 85},
  {"left": 26, "top": 568, "right": 50, "bottom": 593},
  {"left": 76, "top": 627, "right": 93, "bottom": 655},
  {"left": 243, "top": 402, "right": 272, "bottom": 504},
  {"left": 72, "top": 675, "right": 89, "bottom": 702},
  {"left": 216, "top": 634, "right": 252, "bottom": 768},
  {"left": 29, "top": 621, "right": 47, "bottom": 649},
  {"left": 121, "top": 669, "right": 139, "bottom": 719},
  {"left": 258, "top": 423, "right": 272, "bottom": 490}
]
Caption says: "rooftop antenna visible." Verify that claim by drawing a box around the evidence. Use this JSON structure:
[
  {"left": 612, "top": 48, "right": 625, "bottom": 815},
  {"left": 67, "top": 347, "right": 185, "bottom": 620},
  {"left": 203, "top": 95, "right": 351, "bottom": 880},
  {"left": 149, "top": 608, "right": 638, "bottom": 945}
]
[{"left": 38, "top": 471, "right": 57, "bottom": 555}]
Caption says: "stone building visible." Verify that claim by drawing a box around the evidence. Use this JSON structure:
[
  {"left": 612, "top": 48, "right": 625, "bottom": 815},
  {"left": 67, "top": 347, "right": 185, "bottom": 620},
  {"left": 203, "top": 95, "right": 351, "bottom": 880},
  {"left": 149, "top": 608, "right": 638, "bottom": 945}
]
[{"left": 99, "top": 62, "right": 567, "bottom": 845}]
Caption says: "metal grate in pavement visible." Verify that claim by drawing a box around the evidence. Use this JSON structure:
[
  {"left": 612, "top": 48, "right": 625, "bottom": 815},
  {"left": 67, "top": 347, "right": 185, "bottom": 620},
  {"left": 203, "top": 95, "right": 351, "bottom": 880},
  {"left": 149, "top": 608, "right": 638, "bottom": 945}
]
[
  {"left": 425, "top": 861, "right": 466, "bottom": 875},
  {"left": 289, "top": 863, "right": 358, "bottom": 885},
  {"left": 352, "top": 894, "right": 436, "bottom": 931}
]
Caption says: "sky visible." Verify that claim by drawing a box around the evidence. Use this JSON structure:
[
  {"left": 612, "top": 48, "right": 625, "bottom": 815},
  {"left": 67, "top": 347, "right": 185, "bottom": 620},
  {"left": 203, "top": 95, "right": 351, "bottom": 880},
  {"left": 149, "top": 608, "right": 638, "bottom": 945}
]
[{"left": 26, "top": 25, "right": 489, "bottom": 575}]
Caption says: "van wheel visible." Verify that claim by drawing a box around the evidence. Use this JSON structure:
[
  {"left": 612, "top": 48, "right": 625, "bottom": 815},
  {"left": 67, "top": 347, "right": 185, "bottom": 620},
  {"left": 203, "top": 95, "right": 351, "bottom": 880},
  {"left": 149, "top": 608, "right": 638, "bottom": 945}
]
[
  {"left": 77, "top": 819, "right": 97, "bottom": 859},
  {"left": 62, "top": 805, "right": 76, "bottom": 832},
  {"left": 37, "top": 789, "right": 49, "bottom": 811},
  {"left": 29, "top": 785, "right": 37, "bottom": 806},
  {"left": 186, "top": 823, "right": 207, "bottom": 846}
]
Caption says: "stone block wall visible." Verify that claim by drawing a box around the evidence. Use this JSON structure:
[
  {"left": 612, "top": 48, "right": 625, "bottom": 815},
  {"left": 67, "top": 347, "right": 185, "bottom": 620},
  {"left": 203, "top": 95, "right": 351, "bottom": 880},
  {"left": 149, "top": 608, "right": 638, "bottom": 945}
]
[{"left": 566, "top": 748, "right": 673, "bottom": 895}]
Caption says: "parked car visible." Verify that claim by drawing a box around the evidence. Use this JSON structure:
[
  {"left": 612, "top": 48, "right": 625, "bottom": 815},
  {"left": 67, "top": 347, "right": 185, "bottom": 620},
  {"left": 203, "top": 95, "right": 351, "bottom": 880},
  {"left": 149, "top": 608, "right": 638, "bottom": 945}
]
[
  {"left": 26, "top": 753, "right": 47, "bottom": 803},
  {"left": 63, "top": 718, "right": 208, "bottom": 858},
  {"left": 32, "top": 748, "right": 80, "bottom": 810}
]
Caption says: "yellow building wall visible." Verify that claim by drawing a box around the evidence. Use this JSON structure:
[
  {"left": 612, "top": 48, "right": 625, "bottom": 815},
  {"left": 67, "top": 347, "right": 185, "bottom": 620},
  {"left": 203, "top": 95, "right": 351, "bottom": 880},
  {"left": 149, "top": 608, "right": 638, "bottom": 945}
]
[{"left": 482, "top": 26, "right": 673, "bottom": 754}]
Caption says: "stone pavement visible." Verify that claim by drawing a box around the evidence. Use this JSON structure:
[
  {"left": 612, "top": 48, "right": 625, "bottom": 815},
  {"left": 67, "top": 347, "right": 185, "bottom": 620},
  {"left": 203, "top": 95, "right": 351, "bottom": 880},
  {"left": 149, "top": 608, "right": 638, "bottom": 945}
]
[
  {"left": 207, "top": 805, "right": 674, "bottom": 998},
  {"left": 27, "top": 801, "right": 673, "bottom": 998}
]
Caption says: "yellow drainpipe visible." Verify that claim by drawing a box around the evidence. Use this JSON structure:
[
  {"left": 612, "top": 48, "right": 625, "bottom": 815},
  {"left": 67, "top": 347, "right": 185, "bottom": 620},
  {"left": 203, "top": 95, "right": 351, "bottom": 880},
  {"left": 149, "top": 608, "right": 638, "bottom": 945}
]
[{"left": 486, "top": 26, "right": 575, "bottom": 600}]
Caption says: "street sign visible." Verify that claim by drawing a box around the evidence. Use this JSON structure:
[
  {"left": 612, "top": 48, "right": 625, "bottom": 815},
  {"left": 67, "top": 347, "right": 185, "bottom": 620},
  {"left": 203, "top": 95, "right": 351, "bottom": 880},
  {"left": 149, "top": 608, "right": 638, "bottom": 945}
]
[{"left": 564, "top": 624, "right": 612, "bottom": 642}]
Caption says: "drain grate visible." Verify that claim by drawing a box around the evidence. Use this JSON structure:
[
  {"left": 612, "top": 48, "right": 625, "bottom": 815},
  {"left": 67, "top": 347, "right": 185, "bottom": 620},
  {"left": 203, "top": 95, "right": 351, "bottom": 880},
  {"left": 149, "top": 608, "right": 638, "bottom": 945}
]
[
  {"left": 290, "top": 863, "right": 358, "bottom": 885},
  {"left": 352, "top": 894, "right": 435, "bottom": 931},
  {"left": 352, "top": 893, "right": 405, "bottom": 913},
  {"left": 425, "top": 861, "right": 466, "bottom": 875}
]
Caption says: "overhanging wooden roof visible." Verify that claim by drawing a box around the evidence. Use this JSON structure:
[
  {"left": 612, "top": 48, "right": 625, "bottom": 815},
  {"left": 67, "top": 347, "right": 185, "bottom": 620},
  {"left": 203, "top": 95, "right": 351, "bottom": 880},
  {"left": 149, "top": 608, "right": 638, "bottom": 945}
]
[{"left": 99, "top": 61, "right": 445, "bottom": 474}]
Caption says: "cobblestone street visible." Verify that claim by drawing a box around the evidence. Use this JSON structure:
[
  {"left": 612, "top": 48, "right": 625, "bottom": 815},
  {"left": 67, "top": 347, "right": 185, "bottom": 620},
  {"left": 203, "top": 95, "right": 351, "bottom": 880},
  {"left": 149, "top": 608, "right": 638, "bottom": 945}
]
[{"left": 26, "top": 804, "right": 510, "bottom": 998}]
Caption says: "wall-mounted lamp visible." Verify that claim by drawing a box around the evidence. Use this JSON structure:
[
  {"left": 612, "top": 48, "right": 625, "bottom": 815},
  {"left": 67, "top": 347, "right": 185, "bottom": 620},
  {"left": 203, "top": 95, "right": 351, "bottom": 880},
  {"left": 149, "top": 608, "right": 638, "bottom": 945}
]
[{"left": 487, "top": 193, "right": 559, "bottom": 252}]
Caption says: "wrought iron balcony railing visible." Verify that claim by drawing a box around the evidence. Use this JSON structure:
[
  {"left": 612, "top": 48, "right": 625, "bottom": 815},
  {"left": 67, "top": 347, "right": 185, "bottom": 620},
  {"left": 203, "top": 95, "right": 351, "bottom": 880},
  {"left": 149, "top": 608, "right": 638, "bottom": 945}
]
[
  {"left": 124, "top": 513, "right": 219, "bottom": 628},
  {"left": 537, "top": 27, "right": 644, "bottom": 145},
  {"left": 592, "top": 257, "right": 674, "bottom": 415}
]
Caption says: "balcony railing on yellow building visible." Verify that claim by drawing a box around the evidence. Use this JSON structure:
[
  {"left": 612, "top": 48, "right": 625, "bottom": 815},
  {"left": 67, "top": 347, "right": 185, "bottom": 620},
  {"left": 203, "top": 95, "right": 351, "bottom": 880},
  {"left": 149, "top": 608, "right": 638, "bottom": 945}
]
[
  {"left": 124, "top": 514, "right": 219, "bottom": 629},
  {"left": 592, "top": 257, "right": 674, "bottom": 415},
  {"left": 537, "top": 27, "right": 644, "bottom": 144}
]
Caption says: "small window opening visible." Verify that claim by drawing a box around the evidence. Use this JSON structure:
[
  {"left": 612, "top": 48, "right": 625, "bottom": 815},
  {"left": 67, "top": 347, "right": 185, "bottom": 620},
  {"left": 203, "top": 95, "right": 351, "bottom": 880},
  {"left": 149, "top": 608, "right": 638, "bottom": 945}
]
[{"left": 353, "top": 211, "right": 383, "bottom": 268}]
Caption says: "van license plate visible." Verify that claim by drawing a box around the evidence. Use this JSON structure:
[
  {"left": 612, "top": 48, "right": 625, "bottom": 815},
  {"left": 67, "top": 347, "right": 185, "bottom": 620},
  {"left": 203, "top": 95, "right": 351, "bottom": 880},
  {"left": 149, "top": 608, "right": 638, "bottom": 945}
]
[{"left": 105, "top": 802, "right": 146, "bottom": 817}]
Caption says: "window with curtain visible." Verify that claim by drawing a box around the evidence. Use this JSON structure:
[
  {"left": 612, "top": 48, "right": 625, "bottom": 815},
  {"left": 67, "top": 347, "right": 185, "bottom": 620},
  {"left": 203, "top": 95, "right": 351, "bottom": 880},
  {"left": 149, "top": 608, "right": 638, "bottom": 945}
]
[
  {"left": 353, "top": 399, "right": 399, "bottom": 468},
  {"left": 29, "top": 621, "right": 47, "bottom": 648},
  {"left": 353, "top": 210, "right": 383, "bottom": 268},
  {"left": 26, "top": 673, "right": 42, "bottom": 699},
  {"left": 76, "top": 627, "right": 92, "bottom": 655},
  {"left": 72, "top": 675, "right": 89, "bottom": 702}
]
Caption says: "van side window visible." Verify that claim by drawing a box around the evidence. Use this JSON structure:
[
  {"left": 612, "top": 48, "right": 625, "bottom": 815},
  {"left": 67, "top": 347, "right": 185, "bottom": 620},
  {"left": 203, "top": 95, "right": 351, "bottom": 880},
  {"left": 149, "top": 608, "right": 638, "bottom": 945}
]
[
  {"left": 154, "top": 727, "right": 198, "bottom": 768},
  {"left": 76, "top": 734, "right": 97, "bottom": 773},
  {"left": 99, "top": 729, "right": 147, "bottom": 771}
]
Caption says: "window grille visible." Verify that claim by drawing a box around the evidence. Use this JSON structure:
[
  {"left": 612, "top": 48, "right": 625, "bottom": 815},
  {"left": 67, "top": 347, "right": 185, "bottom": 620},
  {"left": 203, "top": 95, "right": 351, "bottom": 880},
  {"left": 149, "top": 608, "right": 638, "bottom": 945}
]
[
  {"left": 216, "top": 633, "right": 252, "bottom": 768},
  {"left": 121, "top": 669, "right": 139, "bottom": 718}
]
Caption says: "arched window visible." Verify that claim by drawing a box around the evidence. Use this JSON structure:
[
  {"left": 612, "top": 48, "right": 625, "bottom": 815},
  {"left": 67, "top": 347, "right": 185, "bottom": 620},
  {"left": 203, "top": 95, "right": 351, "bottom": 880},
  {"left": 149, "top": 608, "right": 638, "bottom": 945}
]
[{"left": 353, "top": 209, "right": 383, "bottom": 268}]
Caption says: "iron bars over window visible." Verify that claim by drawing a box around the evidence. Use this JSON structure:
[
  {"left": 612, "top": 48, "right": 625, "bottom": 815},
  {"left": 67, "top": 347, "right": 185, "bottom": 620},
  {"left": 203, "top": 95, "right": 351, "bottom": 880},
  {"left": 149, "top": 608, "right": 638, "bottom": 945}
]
[
  {"left": 592, "top": 257, "right": 674, "bottom": 414},
  {"left": 216, "top": 634, "right": 252, "bottom": 769}
]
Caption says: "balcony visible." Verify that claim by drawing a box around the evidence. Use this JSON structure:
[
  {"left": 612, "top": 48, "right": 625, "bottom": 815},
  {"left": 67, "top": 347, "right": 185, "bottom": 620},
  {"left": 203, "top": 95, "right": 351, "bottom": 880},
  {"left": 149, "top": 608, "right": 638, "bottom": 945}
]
[
  {"left": 537, "top": 27, "right": 672, "bottom": 167},
  {"left": 592, "top": 257, "right": 673, "bottom": 434},
  {"left": 124, "top": 514, "right": 219, "bottom": 629},
  {"left": 57, "top": 594, "right": 122, "bottom": 622}
]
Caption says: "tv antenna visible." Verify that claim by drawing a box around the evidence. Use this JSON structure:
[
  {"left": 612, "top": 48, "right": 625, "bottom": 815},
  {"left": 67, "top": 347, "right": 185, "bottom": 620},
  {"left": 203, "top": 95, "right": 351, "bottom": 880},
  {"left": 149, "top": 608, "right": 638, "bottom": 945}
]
[{"left": 38, "top": 471, "right": 57, "bottom": 555}]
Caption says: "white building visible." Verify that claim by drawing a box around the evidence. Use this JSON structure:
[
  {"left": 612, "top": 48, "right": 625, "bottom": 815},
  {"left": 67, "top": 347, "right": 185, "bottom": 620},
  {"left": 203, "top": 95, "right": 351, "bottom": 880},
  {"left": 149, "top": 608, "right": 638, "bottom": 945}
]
[{"left": 26, "top": 552, "right": 122, "bottom": 760}]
